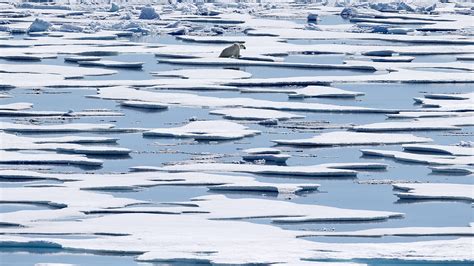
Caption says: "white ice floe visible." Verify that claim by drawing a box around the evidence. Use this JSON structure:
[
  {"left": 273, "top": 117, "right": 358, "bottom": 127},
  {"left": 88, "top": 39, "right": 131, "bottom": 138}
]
[
  {"left": 430, "top": 166, "right": 474, "bottom": 175},
  {"left": 120, "top": 100, "right": 168, "bottom": 109},
  {"left": 361, "top": 149, "right": 474, "bottom": 165},
  {"left": 1, "top": 219, "right": 470, "bottom": 264},
  {"left": 0, "top": 122, "right": 141, "bottom": 133},
  {"left": 157, "top": 57, "right": 376, "bottom": 71},
  {"left": 95, "top": 87, "right": 393, "bottom": 113},
  {"left": 0, "top": 63, "right": 116, "bottom": 78},
  {"left": 131, "top": 163, "right": 366, "bottom": 177},
  {"left": 393, "top": 183, "right": 474, "bottom": 201},
  {"left": 0, "top": 169, "right": 319, "bottom": 196},
  {"left": 403, "top": 144, "right": 474, "bottom": 156},
  {"left": 208, "top": 182, "right": 317, "bottom": 194},
  {"left": 225, "top": 69, "right": 474, "bottom": 86},
  {"left": 0, "top": 151, "right": 102, "bottom": 166},
  {"left": 0, "top": 132, "right": 129, "bottom": 156},
  {"left": 210, "top": 108, "right": 304, "bottom": 120},
  {"left": 143, "top": 120, "right": 260, "bottom": 140},
  {"left": 0, "top": 109, "right": 123, "bottom": 117},
  {"left": 386, "top": 111, "right": 473, "bottom": 119},
  {"left": 0, "top": 213, "right": 347, "bottom": 265},
  {"left": 152, "top": 68, "right": 252, "bottom": 79},
  {"left": 299, "top": 226, "right": 474, "bottom": 238},
  {"left": 273, "top": 131, "right": 431, "bottom": 146},
  {"left": 0, "top": 102, "right": 33, "bottom": 111},
  {"left": 414, "top": 92, "right": 474, "bottom": 111},
  {"left": 241, "top": 85, "right": 364, "bottom": 99},
  {"left": 0, "top": 186, "right": 142, "bottom": 224},
  {"left": 187, "top": 195, "right": 403, "bottom": 223},
  {"left": 353, "top": 116, "right": 474, "bottom": 132},
  {"left": 78, "top": 60, "right": 144, "bottom": 69},
  {"left": 243, "top": 147, "right": 282, "bottom": 154}
]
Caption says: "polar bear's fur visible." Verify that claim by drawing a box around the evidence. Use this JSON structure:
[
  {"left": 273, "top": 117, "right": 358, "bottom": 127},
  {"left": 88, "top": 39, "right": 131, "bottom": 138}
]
[{"left": 219, "top": 43, "right": 246, "bottom": 58}]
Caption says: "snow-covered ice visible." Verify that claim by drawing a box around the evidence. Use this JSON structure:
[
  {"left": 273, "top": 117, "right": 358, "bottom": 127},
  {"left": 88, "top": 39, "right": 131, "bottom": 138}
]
[
  {"left": 274, "top": 131, "right": 432, "bottom": 146},
  {"left": 143, "top": 120, "right": 260, "bottom": 140},
  {"left": 393, "top": 183, "right": 474, "bottom": 202}
]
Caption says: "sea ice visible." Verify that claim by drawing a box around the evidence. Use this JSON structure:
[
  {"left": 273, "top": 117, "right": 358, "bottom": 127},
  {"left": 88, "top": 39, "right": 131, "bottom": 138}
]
[
  {"left": 273, "top": 131, "right": 432, "bottom": 146},
  {"left": 143, "top": 120, "right": 260, "bottom": 140},
  {"left": 393, "top": 183, "right": 474, "bottom": 201}
]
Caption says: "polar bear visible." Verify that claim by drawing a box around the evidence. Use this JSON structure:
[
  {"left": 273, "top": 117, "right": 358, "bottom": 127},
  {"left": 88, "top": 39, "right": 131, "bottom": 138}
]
[{"left": 219, "top": 43, "right": 246, "bottom": 58}]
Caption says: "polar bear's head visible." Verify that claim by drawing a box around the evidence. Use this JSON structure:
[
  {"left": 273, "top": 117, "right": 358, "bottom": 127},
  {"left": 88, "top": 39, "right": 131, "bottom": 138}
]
[{"left": 239, "top": 43, "right": 246, "bottom": 50}]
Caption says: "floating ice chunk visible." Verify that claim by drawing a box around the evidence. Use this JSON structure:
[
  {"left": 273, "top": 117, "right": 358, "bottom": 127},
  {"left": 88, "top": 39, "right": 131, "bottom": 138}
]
[
  {"left": 56, "top": 146, "right": 130, "bottom": 156},
  {"left": 143, "top": 120, "right": 260, "bottom": 140},
  {"left": 386, "top": 111, "right": 472, "bottom": 119},
  {"left": 393, "top": 183, "right": 474, "bottom": 201},
  {"left": 430, "top": 166, "right": 473, "bottom": 175},
  {"left": 0, "top": 122, "right": 115, "bottom": 133},
  {"left": 27, "top": 18, "right": 51, "bottom": 33},
  {"left": 120, "top": 100, "right": 168, "bottom": 110},
  {"left": 210, "top": 108, "right": 304, "bottom": 120},
  {"left": 0, "top": 214, "right": 319, "bottom": 265},
  {"left": 242, "top": 86, "right": 364, "bottom": 99},
  {"left": 0, "top": 102, "right": 32, "bottom": 111},
  {"left": 243, "top": 147, "right": 281, "bottom": 154},
  {"left": 273, "top": 131, "right": 431, "bottom": 146},
  {"left": 306, "top": 238, "right": 472, "bottom": 262},
  {"left": 299, "top": 226, "right": 474, "bottom": 238},
  {"left": 0, "top": 132, "right": 128, "bottom": 155},
  {"left": 0, "top": 63, "right": 116, "bottom": 78},
  {"left": 403, "top": 144, "right": 473, "bottom": 156},
  {"left": 157, "top": 58, "right": 376, "bottom": 71},
  {"left": 152, "top": 68, "right": 252, "bottom": 79},
  {"left": 30, "top": 136, "right": 118, "bottom": 144},
  {"left": 209, "top": 182, "right": 318, "bottom": 194},
  {"left": 0, "top": 169, "right": 319, "bottom": 196},
  {"left": 95, "top": 87, "right": 390, "bottom": 114},
  {"left": 139, "top": 5, "right": 160, "bottom": 20},
  {"left": 353, "top": 117, "right": 474, "bottom": 132},
  {"left": 424, "top": 92, "right": 473, "bottom": 100},
  {"left": 78, "top": 60, "right": 143, "bottom": 69},
  {"left": 361, "top": 149, "right": 474, "bottom": 165},
  {"left": 0, "top": 151, "right": 102, "bottom": 166},
  {"left": 0, "top": 110, "right": 123, "bottom": 118},
  {"left": 132, "top": 163, "right": 358, "bottom": 177},
  {"left": 0, "top": 186, "right": 141, "bottom": 224},
  {"left": 413, "top": 92, "right": 474, "bottom": 111},
  {"left": 192, "top": 195, "right": 403, "bottom": 223},
  {"left": 318, "top": 162, "right": 388, "bottom": 170}
]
